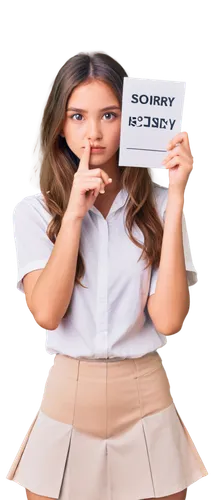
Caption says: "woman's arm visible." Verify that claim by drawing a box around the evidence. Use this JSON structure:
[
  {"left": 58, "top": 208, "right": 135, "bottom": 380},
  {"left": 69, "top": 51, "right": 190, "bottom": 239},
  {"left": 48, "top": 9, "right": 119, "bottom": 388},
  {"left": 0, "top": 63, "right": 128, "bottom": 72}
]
[
  {"left": 147, "top": 188, "right": 190, "bottom": 335},
  {"left": 147, "top": 131, "right": 195, "bottom": 336}
]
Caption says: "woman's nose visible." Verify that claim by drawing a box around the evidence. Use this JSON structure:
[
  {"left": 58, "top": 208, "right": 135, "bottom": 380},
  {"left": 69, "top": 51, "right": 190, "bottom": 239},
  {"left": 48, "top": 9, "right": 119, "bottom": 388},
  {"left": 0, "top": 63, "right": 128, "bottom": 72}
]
[{"left": 87, "top": 120, "right": 102, "bottom": 137}]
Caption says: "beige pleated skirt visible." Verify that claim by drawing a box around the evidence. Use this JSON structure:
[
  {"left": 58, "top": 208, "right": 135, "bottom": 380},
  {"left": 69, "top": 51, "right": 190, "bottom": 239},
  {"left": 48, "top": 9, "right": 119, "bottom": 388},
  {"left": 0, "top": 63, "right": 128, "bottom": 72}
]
[{"left": 6, "top": 350, "right": 208, "bottom": 499}]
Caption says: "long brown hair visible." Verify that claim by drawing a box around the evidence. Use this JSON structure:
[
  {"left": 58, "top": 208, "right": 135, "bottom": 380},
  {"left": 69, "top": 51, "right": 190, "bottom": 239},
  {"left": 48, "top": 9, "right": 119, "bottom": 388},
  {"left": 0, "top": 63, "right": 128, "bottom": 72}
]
[{"left": 38, "top": 51, "right": 164, "bottom": 289}]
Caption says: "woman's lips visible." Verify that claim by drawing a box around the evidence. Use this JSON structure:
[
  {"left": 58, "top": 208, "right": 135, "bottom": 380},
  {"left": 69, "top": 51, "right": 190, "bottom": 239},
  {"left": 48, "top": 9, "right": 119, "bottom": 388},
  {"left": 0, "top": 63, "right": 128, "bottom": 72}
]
[
  {"left": 91, "top": 147, "right": 105, "bottom": 152},
  {"left": 83, "top": 147, "right": 105, "bottom": 153}
]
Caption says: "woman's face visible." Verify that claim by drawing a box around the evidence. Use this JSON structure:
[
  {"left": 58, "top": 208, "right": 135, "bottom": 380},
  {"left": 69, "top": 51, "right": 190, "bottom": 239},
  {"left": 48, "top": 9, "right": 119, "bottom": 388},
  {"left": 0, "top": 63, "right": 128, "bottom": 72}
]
[{"left": 61, "top": 79, "right": 122, "bottom": 168}]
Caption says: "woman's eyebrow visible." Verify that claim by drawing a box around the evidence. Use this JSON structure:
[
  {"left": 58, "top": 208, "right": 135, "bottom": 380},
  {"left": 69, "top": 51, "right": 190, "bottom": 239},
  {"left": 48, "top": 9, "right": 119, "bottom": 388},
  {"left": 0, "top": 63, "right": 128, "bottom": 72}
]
[{"left": 66, "top": 105, "right": 121, "bottom": 112}]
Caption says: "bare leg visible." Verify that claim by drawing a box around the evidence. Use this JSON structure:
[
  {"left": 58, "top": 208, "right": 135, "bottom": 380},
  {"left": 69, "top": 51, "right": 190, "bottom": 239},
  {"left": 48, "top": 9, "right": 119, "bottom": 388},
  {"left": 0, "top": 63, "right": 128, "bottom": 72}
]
[{"left": 26, "top": 489, "right": 55, "bottom": 500}]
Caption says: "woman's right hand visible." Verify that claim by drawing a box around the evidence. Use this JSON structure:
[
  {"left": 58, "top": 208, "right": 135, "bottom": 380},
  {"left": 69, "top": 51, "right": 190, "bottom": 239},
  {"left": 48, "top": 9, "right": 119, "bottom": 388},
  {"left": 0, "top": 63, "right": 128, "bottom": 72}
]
[{"left": 63, "top": 139, "right": 112, "bottom": 221}]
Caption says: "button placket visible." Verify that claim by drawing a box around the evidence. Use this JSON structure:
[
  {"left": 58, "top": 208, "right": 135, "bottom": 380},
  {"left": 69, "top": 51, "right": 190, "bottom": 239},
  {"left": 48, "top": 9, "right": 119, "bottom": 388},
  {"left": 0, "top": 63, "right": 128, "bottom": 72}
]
[{"left": 95, "top": 218, "right": 109, "bottom": 357}]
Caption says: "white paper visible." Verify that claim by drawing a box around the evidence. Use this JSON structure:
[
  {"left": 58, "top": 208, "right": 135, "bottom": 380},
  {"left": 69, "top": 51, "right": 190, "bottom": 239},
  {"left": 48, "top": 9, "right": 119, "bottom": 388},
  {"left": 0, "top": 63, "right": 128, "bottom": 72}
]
[{"left": 118, "top": 77, "right": 186, "bottom": 169}]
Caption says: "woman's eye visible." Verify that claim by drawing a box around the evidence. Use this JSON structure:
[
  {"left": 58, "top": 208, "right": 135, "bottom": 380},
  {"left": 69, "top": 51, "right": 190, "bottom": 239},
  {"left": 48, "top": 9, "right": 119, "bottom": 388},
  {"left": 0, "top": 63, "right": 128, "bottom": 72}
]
[
  {"left": 70, "top": 113, "right": 82, "bottom": 121},
  {"left": 103, "top": 112, "right": 117, "bottom": 120},
  {"left": 69, "top": 112, "right": 117, "bottom": 121}
]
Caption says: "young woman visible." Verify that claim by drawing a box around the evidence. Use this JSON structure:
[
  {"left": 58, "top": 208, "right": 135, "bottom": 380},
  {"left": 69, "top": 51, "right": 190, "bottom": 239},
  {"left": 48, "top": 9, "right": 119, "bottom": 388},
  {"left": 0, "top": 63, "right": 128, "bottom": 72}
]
[{"left": 6, "top": 52, "right": 208, "bottom": 500}]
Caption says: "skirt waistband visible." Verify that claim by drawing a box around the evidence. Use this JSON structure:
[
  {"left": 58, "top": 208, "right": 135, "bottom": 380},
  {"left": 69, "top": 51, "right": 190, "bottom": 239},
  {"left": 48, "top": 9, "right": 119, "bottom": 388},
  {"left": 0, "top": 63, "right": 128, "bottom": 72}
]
[
  {"left": 53, "top": 350, "right": 162, "bottom": 379},
  {"left": 52, "top": 350, "right": 158, "bottom": 363}
]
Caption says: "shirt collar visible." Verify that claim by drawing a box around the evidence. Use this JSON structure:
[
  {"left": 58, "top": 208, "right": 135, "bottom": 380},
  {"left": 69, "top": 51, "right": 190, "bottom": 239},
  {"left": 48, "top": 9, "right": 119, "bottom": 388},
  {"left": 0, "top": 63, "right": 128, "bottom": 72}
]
[{"left": 89, "top": 188, "right": 129, "bottom": 218}]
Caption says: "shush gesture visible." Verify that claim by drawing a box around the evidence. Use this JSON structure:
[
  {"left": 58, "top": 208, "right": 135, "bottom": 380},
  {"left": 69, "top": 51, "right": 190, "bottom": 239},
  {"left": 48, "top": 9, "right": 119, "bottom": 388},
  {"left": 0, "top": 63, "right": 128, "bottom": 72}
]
[{"left": 64, "top": 138, "right": 112, "bottom": 221}]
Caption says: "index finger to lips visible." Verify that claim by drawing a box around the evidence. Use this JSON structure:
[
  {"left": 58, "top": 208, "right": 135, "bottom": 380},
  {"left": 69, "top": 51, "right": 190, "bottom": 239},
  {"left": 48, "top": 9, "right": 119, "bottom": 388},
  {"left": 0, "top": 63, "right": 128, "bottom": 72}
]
[{"left": 78, "top": 139, "right": 91, "bottom": 170}]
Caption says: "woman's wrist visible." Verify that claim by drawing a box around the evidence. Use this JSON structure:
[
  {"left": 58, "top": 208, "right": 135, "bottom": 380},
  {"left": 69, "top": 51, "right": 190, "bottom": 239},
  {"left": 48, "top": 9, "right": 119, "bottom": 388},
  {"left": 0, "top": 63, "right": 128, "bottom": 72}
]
[{"left": 168, "top": 186, "right": 184, "bottom": 205}]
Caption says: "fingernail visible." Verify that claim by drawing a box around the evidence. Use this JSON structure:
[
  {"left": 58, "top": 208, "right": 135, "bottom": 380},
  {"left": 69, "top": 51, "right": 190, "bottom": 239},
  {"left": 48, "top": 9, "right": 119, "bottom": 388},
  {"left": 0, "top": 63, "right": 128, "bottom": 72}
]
[{"left": 108, "top": 178, "right": 112, "bottom": 183}]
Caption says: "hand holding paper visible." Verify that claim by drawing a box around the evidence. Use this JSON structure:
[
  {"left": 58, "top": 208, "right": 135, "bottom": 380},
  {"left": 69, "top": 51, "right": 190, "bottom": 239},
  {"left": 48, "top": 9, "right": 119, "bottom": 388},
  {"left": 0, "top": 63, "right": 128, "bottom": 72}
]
[
  {"left": 162, "top": 131, "right": 194, "bottom": 195},
  {"left": 118, "top": 77, "right": 186, "bottom": 169}
]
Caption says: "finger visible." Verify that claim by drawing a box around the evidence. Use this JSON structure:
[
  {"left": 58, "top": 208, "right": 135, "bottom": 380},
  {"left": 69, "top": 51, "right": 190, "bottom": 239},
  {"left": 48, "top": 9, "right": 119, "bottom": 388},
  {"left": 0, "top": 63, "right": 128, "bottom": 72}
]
[
  {"left": 166, "top": 131, "right": 189, "bottom": 151},
  {"left": 162, "top": 145, "right": 180, "bottom": 164},
  {"left": 78, "top": 139, "right": 91, "bottom": 171},
  {"left": 84, "top": 177, "right": 105, "bottom": 193},
  {"left": 99, "top": 169, "right": 112, "bottom": 187},
  {"left": 88, "top": 167, "right": 112, "bottom": 188},
  {"left": 165, "top": 155, "right": 181, "bottom": 168}
]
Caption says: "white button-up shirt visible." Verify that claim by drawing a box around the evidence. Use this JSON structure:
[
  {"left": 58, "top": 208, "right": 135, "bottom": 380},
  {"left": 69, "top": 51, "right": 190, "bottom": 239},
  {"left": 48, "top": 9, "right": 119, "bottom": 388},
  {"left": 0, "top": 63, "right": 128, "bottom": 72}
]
[{"left": 13, "top": 182, "right": 198, "bottom": 360}]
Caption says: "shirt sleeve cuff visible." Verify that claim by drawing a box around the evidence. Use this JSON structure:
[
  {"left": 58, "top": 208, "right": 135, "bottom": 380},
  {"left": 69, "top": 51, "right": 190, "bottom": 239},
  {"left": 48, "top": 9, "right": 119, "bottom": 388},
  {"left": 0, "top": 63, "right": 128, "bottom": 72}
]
[{"left": 16, "top": 259, "right": 49, "bottom": 293}]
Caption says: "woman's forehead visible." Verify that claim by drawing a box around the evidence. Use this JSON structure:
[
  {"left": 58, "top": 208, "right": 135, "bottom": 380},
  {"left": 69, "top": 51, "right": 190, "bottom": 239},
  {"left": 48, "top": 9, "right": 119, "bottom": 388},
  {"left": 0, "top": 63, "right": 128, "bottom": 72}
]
[{"left": 67, "top": 80, "right": 119, "bottom": 108}]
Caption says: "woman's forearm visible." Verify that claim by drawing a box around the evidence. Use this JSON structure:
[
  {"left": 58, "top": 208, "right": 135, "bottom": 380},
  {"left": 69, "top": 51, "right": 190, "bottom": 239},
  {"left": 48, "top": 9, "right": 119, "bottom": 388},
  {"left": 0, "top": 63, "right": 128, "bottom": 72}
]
[{"left": 150, "top": 188, "right": 190, "bottom": 334}]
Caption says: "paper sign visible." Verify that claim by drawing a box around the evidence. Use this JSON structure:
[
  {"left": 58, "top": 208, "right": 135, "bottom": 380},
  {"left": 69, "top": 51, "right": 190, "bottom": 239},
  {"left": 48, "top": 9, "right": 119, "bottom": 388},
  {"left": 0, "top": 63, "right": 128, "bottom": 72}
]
[{"left": 118, "top": 77, "right": 186, "bottom": 169}]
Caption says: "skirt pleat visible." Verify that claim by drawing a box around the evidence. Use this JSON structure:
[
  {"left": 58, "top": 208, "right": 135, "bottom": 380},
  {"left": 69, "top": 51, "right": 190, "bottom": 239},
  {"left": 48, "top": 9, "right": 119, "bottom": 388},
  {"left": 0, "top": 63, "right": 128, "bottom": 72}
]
[{"left": 6, "top": 351, "right": 208, "bottom": 500}]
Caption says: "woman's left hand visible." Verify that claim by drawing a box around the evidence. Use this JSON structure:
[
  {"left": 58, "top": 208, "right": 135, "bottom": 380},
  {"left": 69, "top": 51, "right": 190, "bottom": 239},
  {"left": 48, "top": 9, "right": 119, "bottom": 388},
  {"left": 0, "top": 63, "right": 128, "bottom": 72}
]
[{"left": 162, "top": 131, "right": 194, "bottom": 194}]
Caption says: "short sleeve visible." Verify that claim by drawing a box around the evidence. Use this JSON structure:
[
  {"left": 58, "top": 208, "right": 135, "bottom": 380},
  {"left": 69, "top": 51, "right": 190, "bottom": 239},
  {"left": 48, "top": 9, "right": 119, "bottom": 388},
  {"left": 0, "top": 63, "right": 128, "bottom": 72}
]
[
  {"left": 148, "top": 187, "right": 198, "bottom": 297},
  {"left": 13, "top": 198, "right": 54, "bottom": 293}
]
